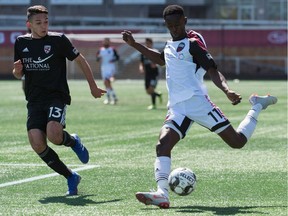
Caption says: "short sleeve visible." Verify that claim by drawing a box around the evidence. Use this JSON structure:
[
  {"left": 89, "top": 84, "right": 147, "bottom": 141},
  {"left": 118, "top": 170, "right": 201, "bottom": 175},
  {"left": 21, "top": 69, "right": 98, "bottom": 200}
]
[
  {"left": 60, "top": 34, "right": 80, "bottom": 61},
  {"left": 189, "top": 39, "right": 217, "bottom": 70},
  {"left": 14, "top": 38, "right": 21, "bottom": 62}
]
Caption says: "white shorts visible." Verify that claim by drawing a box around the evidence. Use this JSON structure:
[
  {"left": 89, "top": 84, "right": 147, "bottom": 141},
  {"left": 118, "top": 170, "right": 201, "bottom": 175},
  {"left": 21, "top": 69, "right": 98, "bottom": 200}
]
[
  {"left": 101, "top": 64, "right": 116, "bottom": 80},
  {"left": 163, "top": 95, "right": 230, "bottom": 139}
]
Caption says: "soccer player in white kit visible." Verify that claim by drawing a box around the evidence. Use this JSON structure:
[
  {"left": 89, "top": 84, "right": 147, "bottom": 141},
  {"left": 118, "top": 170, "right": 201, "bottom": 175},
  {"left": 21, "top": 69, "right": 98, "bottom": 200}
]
[
  {"left": 96, "top": 38, "right": 119, "bottom": 104},
  {"left": 122, "top": 4, "right": 277, "bottom": 209}
]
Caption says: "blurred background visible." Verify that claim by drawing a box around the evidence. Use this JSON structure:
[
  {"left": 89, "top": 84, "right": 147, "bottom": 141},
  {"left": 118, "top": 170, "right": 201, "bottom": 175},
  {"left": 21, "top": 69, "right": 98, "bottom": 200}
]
[{"left": 0, "top": 0, "right": 287, "bottom": 80}]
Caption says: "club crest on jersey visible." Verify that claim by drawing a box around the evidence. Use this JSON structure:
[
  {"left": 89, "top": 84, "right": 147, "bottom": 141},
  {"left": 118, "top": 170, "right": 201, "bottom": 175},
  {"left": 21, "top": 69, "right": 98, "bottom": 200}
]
[
  {"left": 44, "top": 45, "right": 51, "bottom": 54},
  {"left": 176, "top": 42, "right": 185, "bottom": 52}
]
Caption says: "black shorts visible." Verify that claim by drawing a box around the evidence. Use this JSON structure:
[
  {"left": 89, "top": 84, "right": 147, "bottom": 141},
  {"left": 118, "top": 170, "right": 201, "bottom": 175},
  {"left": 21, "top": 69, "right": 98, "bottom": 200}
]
[
  {"left": 145, "top": 78, "right": 158, "bottom": 89},
  {"left": 26, "top": 100, "right": 67, "bottom": 132}
]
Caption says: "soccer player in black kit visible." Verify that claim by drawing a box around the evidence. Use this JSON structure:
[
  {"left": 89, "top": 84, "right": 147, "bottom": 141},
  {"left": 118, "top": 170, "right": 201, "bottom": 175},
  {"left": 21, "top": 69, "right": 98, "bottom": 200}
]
[
  {"left": 12, "top": 5, "right": 106, "bottom": 196},
  {"left": 139, "top": 38, "right": 162, "bottom": 110}
]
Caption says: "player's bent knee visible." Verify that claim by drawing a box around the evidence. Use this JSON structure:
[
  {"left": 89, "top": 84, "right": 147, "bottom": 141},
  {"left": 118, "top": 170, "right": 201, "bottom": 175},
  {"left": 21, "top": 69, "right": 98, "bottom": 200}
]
[
  {"left": 47, "top": 134, "right": 62, "bottom": 145},
  {"left": 47, "top": 122, "right": 63, "bottom": 145},
  {"left": 147, "top": 89, "right": 154, "bottom": 95},
  {"left": 219, "top": 127, "right": 247, "bottom": 149}
]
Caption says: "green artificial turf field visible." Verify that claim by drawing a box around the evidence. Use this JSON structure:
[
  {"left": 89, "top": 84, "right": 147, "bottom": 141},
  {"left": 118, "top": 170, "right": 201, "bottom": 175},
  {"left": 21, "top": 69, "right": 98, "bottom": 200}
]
[{"left": 0, "top": 80, "right": 287, "bottom": 216}]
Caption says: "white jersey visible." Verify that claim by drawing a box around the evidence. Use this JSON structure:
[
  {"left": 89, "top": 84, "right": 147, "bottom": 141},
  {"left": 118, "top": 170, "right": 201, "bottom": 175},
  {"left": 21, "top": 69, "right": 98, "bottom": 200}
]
[
  {"left": 163, "top": 31, "right": 216, "bottom": 107},
  {"left": 97, "top": 46, "right": 117, "bottom": 65},
  {"left": 97, "top": 46, "right": 119, "bottom": 79}
]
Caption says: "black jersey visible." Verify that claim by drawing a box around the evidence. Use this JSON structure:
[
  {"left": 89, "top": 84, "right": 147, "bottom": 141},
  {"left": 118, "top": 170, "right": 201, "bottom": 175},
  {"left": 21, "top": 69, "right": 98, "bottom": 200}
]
[
  {"left": 14, "top": 32, "right": 80, "bottom": 105},
  {"left": 140, "top": 54, "right": 159, "bottom": 79}
]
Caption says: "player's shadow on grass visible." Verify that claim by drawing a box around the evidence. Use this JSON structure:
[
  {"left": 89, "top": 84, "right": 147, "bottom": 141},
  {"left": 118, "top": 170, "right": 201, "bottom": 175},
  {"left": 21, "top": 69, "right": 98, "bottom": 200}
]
[
  {"left": 170, "top": 205, "right": 286, "bottom": 215},
  {"left": 39, "top": 194, "right": 121, "bottom": 206}
]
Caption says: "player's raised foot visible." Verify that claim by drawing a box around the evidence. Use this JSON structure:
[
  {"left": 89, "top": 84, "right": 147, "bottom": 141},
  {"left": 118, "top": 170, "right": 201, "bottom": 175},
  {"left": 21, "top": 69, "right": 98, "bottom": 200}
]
[
  {"left": 147, "top": 105, "right": 156, "bottom": 110},
  {"left": 71, "top": 134, "right": 89, "bottom": 164},
  {"left": 66, "top": 172, "right": 81, "bottom": 196},
  {"left": 249, "top": 94, "right": 277, "bottom": 110},
  {"left": 135, "top": 191, "right": 170, "bottom": 209}
]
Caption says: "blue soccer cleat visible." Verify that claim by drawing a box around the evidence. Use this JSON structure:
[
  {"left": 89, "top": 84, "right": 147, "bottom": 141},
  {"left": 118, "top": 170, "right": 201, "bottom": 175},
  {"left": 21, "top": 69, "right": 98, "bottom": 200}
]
[
  {"left": 66, "top": 172, "right": 81, "bottom": 196},
  {"left": 71, "top": 134, "right": 89, "bottom": 164}
]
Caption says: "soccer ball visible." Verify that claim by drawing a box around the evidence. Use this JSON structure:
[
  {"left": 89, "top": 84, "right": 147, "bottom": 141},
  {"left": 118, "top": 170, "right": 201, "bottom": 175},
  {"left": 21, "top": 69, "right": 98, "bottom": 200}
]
[{"left": 168, "top": 167, "right": 196, "bottom": 196}]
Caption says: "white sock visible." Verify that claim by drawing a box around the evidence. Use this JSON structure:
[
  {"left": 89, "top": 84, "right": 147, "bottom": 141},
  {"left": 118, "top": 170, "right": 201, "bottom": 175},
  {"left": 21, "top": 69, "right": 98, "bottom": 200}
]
[
  {"left": 110, "top": 89, "right": 117, "bottom": 99},
  {"left": 237, "top": 104, "right": 262, "bottom": 139},
  {"left": 154, "top": 156, "right": 171, "bottom": 198},
  {"left": 106, "top": 88, "right": 111, "bottom": 99}
]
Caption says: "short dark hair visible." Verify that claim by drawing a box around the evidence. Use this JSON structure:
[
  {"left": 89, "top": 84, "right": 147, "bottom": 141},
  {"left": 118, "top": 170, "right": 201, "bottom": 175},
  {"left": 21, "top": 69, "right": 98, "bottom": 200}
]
[
  {"left": 145, "top": 38, "right": 153, "bottom": 43},
  {"left": 163, "top": 5, "right": 184, "bottom": 19},
  {"left": 27, "top": 5, "right": 48, "bottom": 21}
]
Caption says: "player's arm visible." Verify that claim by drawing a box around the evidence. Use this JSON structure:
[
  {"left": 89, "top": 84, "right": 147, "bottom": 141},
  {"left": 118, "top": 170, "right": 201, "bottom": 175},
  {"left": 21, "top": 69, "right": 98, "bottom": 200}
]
[
  {"left": 190, "top": 39, "right": 242, "bottom": 105},
  {"left": 139, "top": 55, "right": 145, "bottom": 73},
  {"left": 122, "top": 30, "right": 165, "bottom": 66},
  {"left": 208, "top": 67, "right": 241, "bottom": 105},
  {"left": 74, "top": 54, "right": 106, "bottom": 98},
  {"left": 13, "top": 59, "right": 24, "bottom": 79},
  {"left": 13, "top": 39, "right": 24, "bottom": 79},
  {"left": 139, "top": 62, "right": 144, "bottom": 73}
]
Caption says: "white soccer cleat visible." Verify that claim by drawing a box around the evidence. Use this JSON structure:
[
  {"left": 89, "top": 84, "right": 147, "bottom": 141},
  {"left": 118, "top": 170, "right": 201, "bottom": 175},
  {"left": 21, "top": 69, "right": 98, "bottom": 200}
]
[
  {"left": 249, "top": 94, "right": 277, "bottom": 110},
  {"left": 110, "top": 98, "right": 118, "bottom": 105},
  {"left": 135, "top": 191, "right": 170, "bottom": 209},
  {"left": 103, "top": 99, "right": 110, "bottom": 105}
]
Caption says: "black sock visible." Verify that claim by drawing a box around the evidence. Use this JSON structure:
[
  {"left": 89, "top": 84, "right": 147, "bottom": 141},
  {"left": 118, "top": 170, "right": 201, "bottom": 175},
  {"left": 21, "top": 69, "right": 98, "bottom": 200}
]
[
  {"left": 151, "top": 93, "right": 156, "bottom": 105},
  {"left": 38, "top": 146, "right": 72, "bottom": 178},
  {"left": 62, "top": 131, "right": 76, "bottom": 147},
  {"left": 154, "top": 92, "right": 161, "bottom": 97}
]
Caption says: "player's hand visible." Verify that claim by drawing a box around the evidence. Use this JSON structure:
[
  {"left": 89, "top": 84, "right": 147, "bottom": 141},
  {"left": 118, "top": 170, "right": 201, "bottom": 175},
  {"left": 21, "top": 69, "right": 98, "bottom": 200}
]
[
  {"left": 226, "top": 90, "right": 242, "bottom": 105},
  {"left": 122, "top": 30, "right": 135, "bottom": 46},
  {"left": 91, "top": 87, "right": 106, "bottom": 99},
  {"left": 13, "top": 60, "right": 24, "bottom": 79}
]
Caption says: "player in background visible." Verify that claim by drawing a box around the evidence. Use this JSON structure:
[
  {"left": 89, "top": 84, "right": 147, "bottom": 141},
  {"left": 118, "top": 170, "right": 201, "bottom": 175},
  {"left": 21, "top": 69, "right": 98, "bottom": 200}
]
[
  {"left": 139, "top": 38, "right": 162, "bottom": 110},
  {"left": 122, "top": 4, "right": 277, "bottom": 209},
  {"left": 13, "top": 5, "right": 106, "bottom": 196},
  {"left": 96, "top": 38, "right": 119, "bottom": 105}
]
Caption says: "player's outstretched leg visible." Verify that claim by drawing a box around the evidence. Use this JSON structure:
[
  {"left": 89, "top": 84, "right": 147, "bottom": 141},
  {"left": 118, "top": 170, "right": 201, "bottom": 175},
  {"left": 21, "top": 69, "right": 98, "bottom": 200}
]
[
  {"left": 249, "top": 94, "right": 277, "bottom": 110},
  {"left": 135, "top": 191, "right": 170, "bottom": 209},
  {"left": 66, "top": 172, "right": 81, "bottom": 196},
  {"left": 71, "top": 134, "right": 89, "bottom": 164}
]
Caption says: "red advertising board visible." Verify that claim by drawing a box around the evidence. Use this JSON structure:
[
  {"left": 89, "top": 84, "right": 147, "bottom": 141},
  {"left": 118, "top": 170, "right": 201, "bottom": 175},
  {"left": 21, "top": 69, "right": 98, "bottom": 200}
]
[{"left": 0, "top": 29, "right": 286, "bottom": 47}]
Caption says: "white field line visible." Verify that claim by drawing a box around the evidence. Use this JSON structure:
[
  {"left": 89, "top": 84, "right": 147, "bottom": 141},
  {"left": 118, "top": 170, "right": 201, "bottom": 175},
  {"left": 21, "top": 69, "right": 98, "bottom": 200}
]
[
  {"left": 0, "top": 163, "right": 91, "bottom": 167},
  {"left": 0, "top": 164, "right": 99, "bottom": 188}
]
